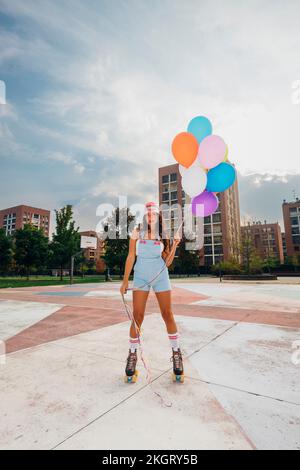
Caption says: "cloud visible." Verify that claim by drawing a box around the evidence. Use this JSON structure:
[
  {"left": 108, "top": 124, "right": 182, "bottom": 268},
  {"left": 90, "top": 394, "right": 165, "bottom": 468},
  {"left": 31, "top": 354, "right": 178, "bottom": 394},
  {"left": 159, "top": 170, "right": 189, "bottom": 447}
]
[
  {"left": 238, "top": 172, "right": 300, "bottom": 229},
  {"left": 0, "top": 0, "right": 300, "bottom": 231},
  {"left": 47, "top": 151, "right": 85, "bottom": 174}
]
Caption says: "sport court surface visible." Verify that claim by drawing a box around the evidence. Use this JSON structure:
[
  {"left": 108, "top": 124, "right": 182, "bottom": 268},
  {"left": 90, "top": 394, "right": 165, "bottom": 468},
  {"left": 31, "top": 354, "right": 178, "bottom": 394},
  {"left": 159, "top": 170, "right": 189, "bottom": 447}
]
[{"left": 0, "top": 279, "right": 299, "bottom": 450}]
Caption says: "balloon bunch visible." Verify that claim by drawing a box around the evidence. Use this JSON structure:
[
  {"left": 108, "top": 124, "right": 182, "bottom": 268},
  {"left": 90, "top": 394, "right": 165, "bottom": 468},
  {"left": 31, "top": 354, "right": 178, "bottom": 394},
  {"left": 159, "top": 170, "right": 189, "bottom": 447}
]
[{"left": 171, "top": 116, "right": 236, "bottom": 217}]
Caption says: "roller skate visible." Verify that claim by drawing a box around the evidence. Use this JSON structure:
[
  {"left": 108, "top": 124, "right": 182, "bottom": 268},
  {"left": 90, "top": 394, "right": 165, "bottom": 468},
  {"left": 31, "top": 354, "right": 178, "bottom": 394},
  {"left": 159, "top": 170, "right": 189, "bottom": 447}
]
[
  {"left": 124, "top": 349, "right": 138, "bottom": 383},
  {"left": 170, "top": 348, "right": 184, "bottom": 383}
]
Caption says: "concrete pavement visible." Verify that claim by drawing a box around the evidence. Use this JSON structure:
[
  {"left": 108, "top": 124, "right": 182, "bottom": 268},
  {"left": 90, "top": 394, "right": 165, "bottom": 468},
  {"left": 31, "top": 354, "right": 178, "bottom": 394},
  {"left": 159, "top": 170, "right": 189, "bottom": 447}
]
[{"left": 0, "top": 279, "right": 299, "bottom": 449}]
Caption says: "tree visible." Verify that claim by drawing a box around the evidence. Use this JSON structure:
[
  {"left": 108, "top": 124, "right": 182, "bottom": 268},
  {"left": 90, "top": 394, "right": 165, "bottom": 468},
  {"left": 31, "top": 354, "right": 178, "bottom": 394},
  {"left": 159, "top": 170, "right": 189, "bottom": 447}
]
[
  {"left": 249, "top": 252, "right": 264, "bottom": 274},
  {"left": 14, "top": 224, "right": 49, "bottom": 279},
  {"left": 211, "top": 257, "right": 242, "bottom": 275},
  {"left": 239, "top": 231, "right": 256, "bottom": 274},
  {"left": 263, "top": 256, "right": 280, "bottom": 273},
  {"left": 102, "top": 207, "right": 135, "bottom": 277},
  {"left": 80, "top": 259, "right": 96, "bottom": 277},
  {"left": 0, "top": 228, "right": 13, "bottom": 275},
  {"left": 50, "top": 205, "right": 81, "bottom": 281},
  {"left": 173, "top": 240, "right": 200, "bottom": 275},
  {"left": 291, "top": 254, "right": 300, "bottom": 272}
]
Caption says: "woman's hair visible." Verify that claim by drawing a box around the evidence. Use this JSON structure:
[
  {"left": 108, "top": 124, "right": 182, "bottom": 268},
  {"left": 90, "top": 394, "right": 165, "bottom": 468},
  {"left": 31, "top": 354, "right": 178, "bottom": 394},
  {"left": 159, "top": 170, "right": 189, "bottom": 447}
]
[{"left": 139, "top": 212, "right": 170, "bottom": 253}]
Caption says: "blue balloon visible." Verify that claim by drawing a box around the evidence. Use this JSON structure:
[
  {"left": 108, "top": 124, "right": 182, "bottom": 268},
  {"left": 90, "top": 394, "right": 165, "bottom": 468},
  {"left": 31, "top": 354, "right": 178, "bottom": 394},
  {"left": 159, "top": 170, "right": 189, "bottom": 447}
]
[
  {"left": 206, "top": 162, "right": 236, "bottom": 193},
  {"left": 187, "top": 116, "right": 212, "bottom": 143}
]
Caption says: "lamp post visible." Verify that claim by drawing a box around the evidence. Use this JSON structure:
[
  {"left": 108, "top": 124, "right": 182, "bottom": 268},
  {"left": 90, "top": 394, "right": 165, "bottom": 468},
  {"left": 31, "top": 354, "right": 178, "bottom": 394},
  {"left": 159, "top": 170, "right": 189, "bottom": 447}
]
[{"left": 70, "top": 250, "right": 83, "bottom": 285}]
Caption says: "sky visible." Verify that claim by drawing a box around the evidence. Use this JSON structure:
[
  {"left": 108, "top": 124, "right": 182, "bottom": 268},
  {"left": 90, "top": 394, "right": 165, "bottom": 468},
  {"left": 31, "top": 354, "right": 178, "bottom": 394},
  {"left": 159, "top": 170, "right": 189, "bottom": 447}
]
[{"left": 0, "top": 0, "right": 300, "bottom": 234}]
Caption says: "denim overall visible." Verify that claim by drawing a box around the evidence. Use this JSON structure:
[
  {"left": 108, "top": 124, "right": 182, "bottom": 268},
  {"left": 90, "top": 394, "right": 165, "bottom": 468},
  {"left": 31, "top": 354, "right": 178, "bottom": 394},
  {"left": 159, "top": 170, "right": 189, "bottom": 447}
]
[{"left": 133, "top": 232, "right": 171, "bottom": 292}]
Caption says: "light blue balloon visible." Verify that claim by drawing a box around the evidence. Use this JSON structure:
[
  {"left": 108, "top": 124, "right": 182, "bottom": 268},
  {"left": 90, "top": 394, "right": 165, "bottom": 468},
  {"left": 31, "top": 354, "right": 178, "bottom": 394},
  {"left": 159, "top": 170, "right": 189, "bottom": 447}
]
[
  {"left": 206, "top": 162, "right": 236, "bottom": 193},
  {"left": 187, "top": 115, "right": 212, "bottom": 143}
]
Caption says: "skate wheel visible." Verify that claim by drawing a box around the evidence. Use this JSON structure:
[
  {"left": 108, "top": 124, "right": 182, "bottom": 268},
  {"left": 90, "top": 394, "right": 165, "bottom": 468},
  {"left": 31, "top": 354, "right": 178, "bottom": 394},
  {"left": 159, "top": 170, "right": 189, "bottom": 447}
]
[
  {"left": 124, "top": 370, "right": 138, "bottom": 384},
  {"left": 173, "top": 373, "right": 184, "bottom": 383}
]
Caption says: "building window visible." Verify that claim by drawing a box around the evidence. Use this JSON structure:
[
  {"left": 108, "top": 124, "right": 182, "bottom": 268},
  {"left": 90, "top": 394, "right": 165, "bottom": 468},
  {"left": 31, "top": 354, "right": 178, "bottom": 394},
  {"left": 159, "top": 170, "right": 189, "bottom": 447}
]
[
  {"left": 289, "top": 208, "right": 298, "bottom": 215},
  {"left": 171, "top": 208, "right": 178, "bottom": 218},
  {"left": 212, "top": 213, "right": 221, "bottom": 223},
  {"left": 213, "top": 224, "right": 221, "bottom": 234},
  {"left": 170, "top": 191, "right": 177, "bottom": 200},
  {"left": 162, "top": 193, "right": 169, "bottom": 202},
  {"left": 170, "top": 173, "right": 177, "bottom": 182},
  {"left": 162, "top": 175, "right": 169, "bottom": 184},
  {"left": 292, "top": 235, "right": 300, "bottom": 244}
]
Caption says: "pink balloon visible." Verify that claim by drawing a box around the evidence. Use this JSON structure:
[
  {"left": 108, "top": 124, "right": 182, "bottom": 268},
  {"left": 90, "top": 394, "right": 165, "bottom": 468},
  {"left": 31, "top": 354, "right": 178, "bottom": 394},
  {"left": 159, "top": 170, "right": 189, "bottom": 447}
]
[
  {"left": 198, "top": 135, "right": 226, "bottom": 169},
  {"left": 191, "top": 191, "right": 219, "bottom": 217}
]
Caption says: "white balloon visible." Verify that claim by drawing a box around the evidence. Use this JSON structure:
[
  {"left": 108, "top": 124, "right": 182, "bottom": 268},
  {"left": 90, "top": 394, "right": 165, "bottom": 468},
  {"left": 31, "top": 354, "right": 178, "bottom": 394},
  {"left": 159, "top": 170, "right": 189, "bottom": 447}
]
[
  {"left": 181, "top": 166, "right": 207, "bottom": 198},
  {"left": 179, "top": 160, "right": 203, "bottom": 176}
]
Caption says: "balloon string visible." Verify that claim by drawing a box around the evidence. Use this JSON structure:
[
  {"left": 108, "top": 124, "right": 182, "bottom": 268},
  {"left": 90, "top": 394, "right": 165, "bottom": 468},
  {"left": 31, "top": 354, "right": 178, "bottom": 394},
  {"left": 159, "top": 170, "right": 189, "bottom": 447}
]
[
  {"left": 120, "top": 226, "right": 183, "bottom": 407},
  {"left": 121, "top": 292, "right": 172, "bottom": 408}
]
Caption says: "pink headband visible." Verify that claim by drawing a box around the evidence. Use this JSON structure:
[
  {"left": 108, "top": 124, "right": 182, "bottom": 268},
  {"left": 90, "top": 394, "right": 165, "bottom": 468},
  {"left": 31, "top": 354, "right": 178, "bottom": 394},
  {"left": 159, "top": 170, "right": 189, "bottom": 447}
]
[{"left": 145, "top": 201, "right": 159, "bottom": 213}]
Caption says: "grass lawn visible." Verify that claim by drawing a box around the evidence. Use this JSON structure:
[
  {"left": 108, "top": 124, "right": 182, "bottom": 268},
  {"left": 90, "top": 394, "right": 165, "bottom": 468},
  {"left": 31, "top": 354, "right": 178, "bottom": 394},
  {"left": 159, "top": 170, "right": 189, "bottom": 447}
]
[
  {"left": 0, "top": 274, "right": 213, "bottom": 289},
  {"left": 0, "top": 276, "right": 107, "bottom": 289}
]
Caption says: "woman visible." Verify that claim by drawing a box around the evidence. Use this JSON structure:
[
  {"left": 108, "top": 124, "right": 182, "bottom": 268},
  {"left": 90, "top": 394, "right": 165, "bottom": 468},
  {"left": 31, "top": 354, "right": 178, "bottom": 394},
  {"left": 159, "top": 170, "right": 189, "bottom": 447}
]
[{"left": 120, "top": 201, "right": 184, "bottom": 383}]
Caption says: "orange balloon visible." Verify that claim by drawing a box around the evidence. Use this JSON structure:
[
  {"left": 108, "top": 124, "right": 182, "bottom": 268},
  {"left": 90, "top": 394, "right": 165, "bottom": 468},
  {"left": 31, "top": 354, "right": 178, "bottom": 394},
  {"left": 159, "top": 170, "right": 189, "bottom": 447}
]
[{"left": 171, "top": 132, "right": 199, "bottom": 168}]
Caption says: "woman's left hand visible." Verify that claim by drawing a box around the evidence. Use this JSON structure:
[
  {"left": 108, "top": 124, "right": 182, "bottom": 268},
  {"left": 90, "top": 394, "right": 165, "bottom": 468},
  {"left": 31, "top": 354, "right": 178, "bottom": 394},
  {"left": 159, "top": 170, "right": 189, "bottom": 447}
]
[{"left": 173, "top": 233, "right": 181, "bottom": 246}]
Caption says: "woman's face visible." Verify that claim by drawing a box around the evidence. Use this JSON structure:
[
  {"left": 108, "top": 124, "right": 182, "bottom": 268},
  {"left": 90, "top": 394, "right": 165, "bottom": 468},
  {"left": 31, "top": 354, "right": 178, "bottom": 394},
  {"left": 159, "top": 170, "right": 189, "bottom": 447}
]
[{"left": 146, "top": 209, "right": 158, "bottom": 227}]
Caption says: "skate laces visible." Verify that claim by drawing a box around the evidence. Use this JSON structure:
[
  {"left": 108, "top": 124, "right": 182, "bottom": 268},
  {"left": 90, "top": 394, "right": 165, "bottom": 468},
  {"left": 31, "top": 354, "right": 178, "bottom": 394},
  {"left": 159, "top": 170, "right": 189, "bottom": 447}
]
[
  {"left": 171, "top": 350, "right": 182, "bottom": 369},
  {"left": 127, "top": 352, "right": 136, "bottom": 369}
]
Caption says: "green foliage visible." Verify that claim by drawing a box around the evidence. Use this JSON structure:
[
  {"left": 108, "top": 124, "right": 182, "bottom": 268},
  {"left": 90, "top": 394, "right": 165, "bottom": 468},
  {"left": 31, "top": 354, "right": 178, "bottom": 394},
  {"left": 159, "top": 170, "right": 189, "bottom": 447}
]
[
  {"left": 14, "top": 224, "right": 49, "bottom": 279},
  {"left": 0, "top": 228, "right": 13, "bottom": 274},
  {"left": 239, "top": 231, "right": 256, "bottom": 274},
  {"left": 262, "top": 256, "right": 280, "bottom": 272},
  {"left": 80, "top": 260, "right": 96, "bottom": 276},
  {"left": 173, "top": 241, "right": 200, "bottom": 274},
  {"left": 249, "top": 252, "right": 264, "bottom": 274},
  {"left": 291, "top": 254, "right": 300, "bottom": 266},
  {"left": 211, "top": 257, "right": 242, "bottom": 275},
  {"left": 103, "top": 207, "right": 135, "bottom": 275},
  {"left": 49, "top": 205, "right": 81, "bottom": 278}
]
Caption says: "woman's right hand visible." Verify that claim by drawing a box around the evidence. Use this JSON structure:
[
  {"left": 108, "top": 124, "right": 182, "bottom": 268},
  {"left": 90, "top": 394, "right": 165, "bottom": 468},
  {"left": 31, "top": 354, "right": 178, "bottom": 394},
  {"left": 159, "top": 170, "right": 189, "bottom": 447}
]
[{"left": 120, "top": 280, "right": 129, "bottom": 295}]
